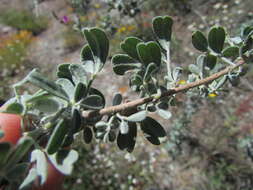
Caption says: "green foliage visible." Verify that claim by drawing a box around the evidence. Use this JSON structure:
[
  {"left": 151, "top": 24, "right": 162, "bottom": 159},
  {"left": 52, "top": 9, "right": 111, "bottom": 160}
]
[
  {"left": 0, "top": 13, "right": 252, "bottom": 189},
  {"left": 0, "top": 9, "right": 48, "bottom": 34}
]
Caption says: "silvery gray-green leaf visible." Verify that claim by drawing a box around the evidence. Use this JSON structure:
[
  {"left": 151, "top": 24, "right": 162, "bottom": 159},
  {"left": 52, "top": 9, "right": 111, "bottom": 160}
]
[
  {"left": 188, "top": 64, "right": 201, "bottom": 75},
  {"left": 125, "top": 110, "right": 147, "bottom": 122},
  {"left": 215, "top": 75, "right": 227, "bottom": 89},
  {"left": 57, "top": 78, "right": 75, "bottom": 100},
  {"left": 172, "top": 67, "right": 183, "bottom": 81},
  {"left": 144, "top": 63, "right": 158, "bottom": 82},
  {"left": 69, "top": 64, "right": 88, "bottom": 85},
  {"left": 119, "top": 120, "right": 129, "bottom": 134},
  {"left": 157, "top": 109, "right": 172, "bottom": 120},
  {"left": 48, "top": 149, "right": 78, "bottom": 175},
  {"left": 32, "top": 97, "right": 60, "bottom": 114},
  {"left": 30, "top": 149, "right": 47, "bottom": 185},
  {"left": 19, "top": 168, "right": 37, "bottom": 189}
]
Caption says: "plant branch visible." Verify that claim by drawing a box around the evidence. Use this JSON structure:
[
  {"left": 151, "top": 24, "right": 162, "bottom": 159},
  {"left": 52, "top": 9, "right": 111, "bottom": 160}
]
[{"left": 82, "top": 59, "right": 245, "bottom": 119}]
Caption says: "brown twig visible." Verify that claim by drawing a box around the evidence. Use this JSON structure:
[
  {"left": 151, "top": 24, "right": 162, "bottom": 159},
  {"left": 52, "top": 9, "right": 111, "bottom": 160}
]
[{"left": 82, "top": 60, "right": 245, "bottom": 119}]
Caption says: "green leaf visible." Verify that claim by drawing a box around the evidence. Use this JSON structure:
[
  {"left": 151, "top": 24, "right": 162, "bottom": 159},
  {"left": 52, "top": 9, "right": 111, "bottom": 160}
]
[
  {"left": 6, "top": 163, "right": 29, "bottom": 181},
  {"left": 48, "top": 149, "right": 78, "bottom": 175},
  {"left": 222, "top": 46, "right": 239, "bottom": 58},
  {"left": 30, "top": 149, "right": 47, "bottom": 185},
  {"left": 81, "top": 95, "right": 104, "bottom": 110},
  {"left": 74, "top": 82, "right": 87, "bottom": 103},
  {"left": 56, "top": 149, "right": 70, "bottom": 165},
  {"left": 241, "top": 26, "right": 253, "bottom": 39},
  {"left": 82, "top": 27, "right": 109, "bottom": 64},
  {"left": 109, "top": 131, "right": 116, "bottom": 142},
  {"left": 208, "top": 26, "right": 226, "bottom": 53},
  {"left": 6, "top": 137, "right": 34, "bottom": 168},
  {"left": 27, "top": 69, "right": 68, "bottom": 100},
  {"left": 137, "top": 42, "right": 161, "bottom": 66},
  {"left": 112, "top": 54, "right": 141, "bottom": 75},
  {"left": 83, "top": 127, "right": 93, "bottom": 144},
  {"left": 125, "top": 111, "right": 147, "bottom": 122},
  {"left": 89, "top": 88, "right": 106, "bottom": 107},
  {"left": 70, "top": 108, "right": 82, "bottom": 135},
  {"left": 57, "top": 64, "right": 72, "bottom": 81},
  {"left": 61, "top": 135, "right": 74, "bottom": 149},
  {"left": 80, "top": 45, "right": 96, "bottom": 74},
  {"left": 188, "top": 64, "right": 201, "bottom": 75},
  {"left": 117, "top": 122, "right": 137, "bottom": 152},
  {"left": 112, "top": 93, "right": 122, "bottom": 106},
  {"left": 57, "top": 78, "right": 75, "bottom": 100},
  {"left": 3, "top": 102, "right": 23, "bottom": 114},
  {"left": 0, "top": 143, "right": 11, "bottom": 167},
  {"left": 215, "top": 75, "right": 227, "bottom": 89},
  {"left": 192, "top": 31, "right": 208, "bottom": 52},
  {"left": 80, "top": 44, "right": 94, "bottom": 62},
  {"left": 69, "top": 64, "right": 88, "bottom": 86},
  {"left": 241, "top": 37, "right": 253, "bottom": 54},
  {"left": 19, "top": 168, "right": 37, "bottom": 189},
  {"left": 152, "top": 15, "right": 173, "bottom": 42},
  {"left": 144, "top": 63, "right": 158, "bottom": 82},
  {"left": 46, "top": 119, "right": 69, "bottom": 154},
  {"left": 204, "top": 54, "right": 217, "bottom": 70},
  {"left": 120, "top": 37, "right": 143, "bottom": 60},
  {"left": 32, "top": 97, "right": 60, "bottom": 114},
  {"left": 130, "top": 73, "right": 143, "bottom": 91},
  {"left": 140, "top": 117, "right": 166, "bottom": 145},
  {"left": 172, "top": 67, "right": 183, "bottom": 81}
]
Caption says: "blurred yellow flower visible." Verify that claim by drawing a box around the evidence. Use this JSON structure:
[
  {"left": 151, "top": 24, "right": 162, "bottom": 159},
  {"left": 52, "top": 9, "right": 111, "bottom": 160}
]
[
  {"left": 208, "top": 93, "right": 218, "bottom": 98},
  {"left": 178, "top": 80, "right": 186, "bottom": 85},
  {"left": 94, "top": 3, "right": 101, "bottom": 9},
  {"left": 0, "top": 30, "right": 33, "bottom": 68}
]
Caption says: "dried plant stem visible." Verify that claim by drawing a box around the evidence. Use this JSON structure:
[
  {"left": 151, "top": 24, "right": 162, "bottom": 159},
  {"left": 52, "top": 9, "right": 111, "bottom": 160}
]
[{"left": 83, "top": 60, "right": 245, "bottom": 119}]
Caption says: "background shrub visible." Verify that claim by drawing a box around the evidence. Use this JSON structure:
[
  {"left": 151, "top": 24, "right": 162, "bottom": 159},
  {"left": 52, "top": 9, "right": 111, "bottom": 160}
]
[{"left": 0, "top": 9, "right": 48, "bottom": 35}]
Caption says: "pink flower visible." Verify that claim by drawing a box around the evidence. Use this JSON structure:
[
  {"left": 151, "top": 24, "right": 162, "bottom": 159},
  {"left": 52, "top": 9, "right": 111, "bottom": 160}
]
[{"left": 61, "top": 16, "right": 70, "bottom": 24}]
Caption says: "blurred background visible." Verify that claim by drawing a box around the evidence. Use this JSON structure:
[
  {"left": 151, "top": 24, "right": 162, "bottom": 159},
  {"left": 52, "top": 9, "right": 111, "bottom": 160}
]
[{"left": 0, "top": 0, "right": 253, "bottom": 189}]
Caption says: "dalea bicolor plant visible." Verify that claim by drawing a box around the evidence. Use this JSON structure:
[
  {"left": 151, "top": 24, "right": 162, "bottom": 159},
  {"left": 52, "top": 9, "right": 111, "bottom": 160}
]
[{"left": 0, "top": 15, "right": 252, "bottom": 189}]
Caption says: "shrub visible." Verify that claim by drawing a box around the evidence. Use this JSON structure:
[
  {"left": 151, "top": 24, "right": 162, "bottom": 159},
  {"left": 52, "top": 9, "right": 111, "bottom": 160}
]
[
  {"left": 0, "top": 30, "right": 33, "bottom": 101},
  {"left": 0, "top": 9, "right": 48, "bottom": 35},
  {"left": 0, "top": 14, "right": 252, "bottom": 189},
  {"left": 0, "top": 30, "right": 33, "bottom": 69}
]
